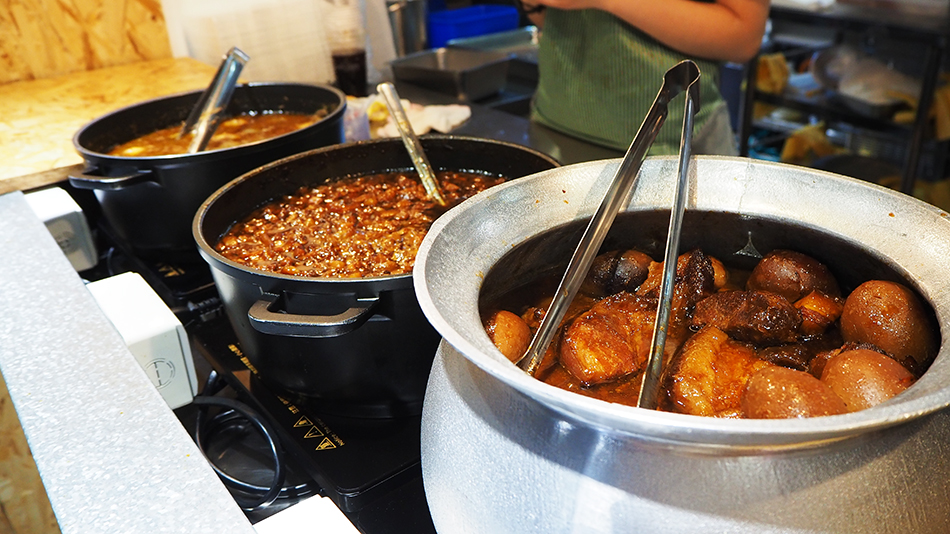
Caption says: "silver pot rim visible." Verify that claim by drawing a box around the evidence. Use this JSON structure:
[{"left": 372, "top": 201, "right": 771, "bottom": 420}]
[{"left": 414, "top": 155, "right": 950, "bottom": 452}]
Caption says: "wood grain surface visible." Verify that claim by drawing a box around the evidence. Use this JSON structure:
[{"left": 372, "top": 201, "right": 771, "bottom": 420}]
[
  {"left": 0, "top": 373, "right": 61, "bottom": 534},
  {"left": 0, "top": 0, "right": 172, "bottom": 84},
  {"left": 0, "top": 57, "right": 217, "bottom": 194}
]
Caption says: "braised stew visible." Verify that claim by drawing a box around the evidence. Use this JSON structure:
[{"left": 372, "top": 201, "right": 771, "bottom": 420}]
[{"left": 482, "top": 248, "right": 938, "bottom": 418}]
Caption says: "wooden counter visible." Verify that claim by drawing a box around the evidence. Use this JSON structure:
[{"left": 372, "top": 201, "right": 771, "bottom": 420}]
[{"left": 0, "top": 57, "right": 217, "bottom": 195}]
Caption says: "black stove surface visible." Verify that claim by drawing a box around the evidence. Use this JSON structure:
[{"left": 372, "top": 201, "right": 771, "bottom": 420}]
[
  {"left": 82, "top": 220, "right": 436, "bottom": 533},
  {"left": 189, "top": 315, "right": 436, "bottom": 533}
]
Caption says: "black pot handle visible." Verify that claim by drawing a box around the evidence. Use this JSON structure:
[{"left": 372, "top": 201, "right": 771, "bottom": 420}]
[
  {"left": 68, "top": 166, "right": 154, "bottom": 191},
  {"left": 248, "top": 292, "right": 380, "bottom": 338}
]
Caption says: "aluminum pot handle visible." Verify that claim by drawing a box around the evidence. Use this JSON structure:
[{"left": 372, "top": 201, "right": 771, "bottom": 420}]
[
  {"left": 68, "top": 166, "right": 154, "bottom": 191},
  {"left": 247, "top": 292, "right": 380, "bottom": 338}
]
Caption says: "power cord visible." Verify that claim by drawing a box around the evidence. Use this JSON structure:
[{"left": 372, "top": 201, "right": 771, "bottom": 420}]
[{"left": 192, "top": 371, "right": 316, "bottom": 512}]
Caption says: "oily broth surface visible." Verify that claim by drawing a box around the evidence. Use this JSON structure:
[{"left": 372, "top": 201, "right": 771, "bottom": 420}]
[
  {"left": 215, "top": 170, "right": 506, "bottom": 278},
  {"left": 107, "top": 110, "right": 326, "bottom": 157}
]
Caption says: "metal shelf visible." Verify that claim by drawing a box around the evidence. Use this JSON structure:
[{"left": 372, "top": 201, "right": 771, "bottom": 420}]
[
  {"left": 753, "top": 91, "right": 913, "bottom": 136},
  {"left": 739, "top": 4, "right": 950, "bottom": 193}
]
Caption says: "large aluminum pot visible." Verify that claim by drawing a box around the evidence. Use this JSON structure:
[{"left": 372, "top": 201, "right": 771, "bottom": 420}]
[
  {"left": 414, "top": 156, "right": 950, "bottom": 533},
  {"left": 70, "top": 82, "right": 346, "bottom": 258},
  {"left": 194, "top": 136, "right": 560, "bottom": 418}
]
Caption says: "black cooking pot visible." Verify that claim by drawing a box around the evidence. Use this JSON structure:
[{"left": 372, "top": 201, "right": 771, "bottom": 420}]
[
  {"left": 193, "top": 136, "right": 560, "bottom": 418},
  {"left": 69, "top": 82, "right": 346, "bottom": 258}
]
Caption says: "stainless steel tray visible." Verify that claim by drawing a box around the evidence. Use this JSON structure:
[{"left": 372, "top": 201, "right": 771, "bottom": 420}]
[
  {"left": 390, "top": 47, "right": 511, "bottom": 102},
  {"left": 447, "top": 26, "right": 539, "bottom": 84},
  {"left": 447, "top": 26, "right": 539, "bottom": 61}
]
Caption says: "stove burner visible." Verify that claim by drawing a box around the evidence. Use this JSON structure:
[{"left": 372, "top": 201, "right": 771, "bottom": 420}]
[
  {"left": 189, "top": 317, "right": 436, "bottom": 532},
  {"left": 86, "top": 222, "right": 221, "bottom": 325},
  {"left": 85, "top": 218, "right": 436, "bottom": 532},
  {"left": 191, "top": 317, "right": 425, "bottom": 499}
]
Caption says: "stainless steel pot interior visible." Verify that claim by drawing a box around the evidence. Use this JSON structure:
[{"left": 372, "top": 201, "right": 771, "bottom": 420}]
[{"left": 413, "top": 155, "right": 950, "bottom": 452}]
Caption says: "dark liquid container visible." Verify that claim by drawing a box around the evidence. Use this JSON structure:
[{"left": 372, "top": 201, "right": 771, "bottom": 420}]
[{"left": 333, "top": 49, "right": 368, "bottom": 97}]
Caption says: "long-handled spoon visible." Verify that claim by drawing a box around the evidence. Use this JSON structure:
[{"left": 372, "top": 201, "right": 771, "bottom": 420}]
[
  {"left": 181, "top": 47, "right": 250, "bottom": 153},
  {"left": 377, "top": 82, "right": 447, "bottom": 206}
]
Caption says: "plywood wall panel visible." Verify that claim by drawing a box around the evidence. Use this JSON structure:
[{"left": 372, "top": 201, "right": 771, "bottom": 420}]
[
  {"left": 0, "top": 0, "right": 171, "bottom": 84},
  {"left": 0, "top": 373, "right": 60, "bottom": 534}
]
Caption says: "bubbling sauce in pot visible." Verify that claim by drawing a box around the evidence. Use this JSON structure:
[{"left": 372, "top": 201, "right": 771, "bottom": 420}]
[{"left": 216, "top": 170, "right": 505, "bottom": 278}]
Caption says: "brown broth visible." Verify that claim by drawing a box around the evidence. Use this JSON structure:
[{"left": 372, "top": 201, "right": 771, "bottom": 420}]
[{"left": 107, "top": 111, "right": 326, "bottom": 157}]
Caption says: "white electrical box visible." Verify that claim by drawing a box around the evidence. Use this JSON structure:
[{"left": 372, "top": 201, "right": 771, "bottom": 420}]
[
  {"left": 25, "top": 186, "right": 97, "bottom": 272},
  {"left": 86, "top": 272, "right": 199, "bottom": 410}
]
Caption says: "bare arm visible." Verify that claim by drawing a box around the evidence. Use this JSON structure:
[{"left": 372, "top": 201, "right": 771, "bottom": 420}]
[{"left": 530, "top": 0, "right": 770, "bottom": 64}]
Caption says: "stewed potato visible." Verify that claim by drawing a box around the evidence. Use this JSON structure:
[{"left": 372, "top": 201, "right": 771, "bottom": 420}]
[
  {"left": 742, "top": 365, "right": 847, "bottom": 419},
  {"left": 840, "top": 280, "right": 938, "bottom": 372},
  {"left": 820, "top": 348, "right": 916, "bottom": 412},
  {"left": 746, "top": 249, "right": 841, "bottom": 302},
  {"left": 484, "top": 310, "right": 532, "bottom": 363}
]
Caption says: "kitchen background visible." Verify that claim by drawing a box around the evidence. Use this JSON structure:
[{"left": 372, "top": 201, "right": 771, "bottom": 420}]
[{"left": 1, "top": 0, "right": 949, "bottom": 532}]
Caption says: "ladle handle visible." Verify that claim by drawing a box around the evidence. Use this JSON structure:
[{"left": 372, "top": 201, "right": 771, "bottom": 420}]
[
  {"left": 377, "top": 82, "right": 447, "bottom": 206},
  {"left": 637, "top": 64, "right": 702, "bottom": 410},
  {"left": 515, "top": 60, "right": 701, "bottom": 377},
  {"left": 182, "top": 47, "right": 250, "bottom": 153}
]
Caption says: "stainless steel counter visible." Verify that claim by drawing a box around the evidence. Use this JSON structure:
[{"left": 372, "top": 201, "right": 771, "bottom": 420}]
[{"left": 0, "top": 191, "right": 256, "bottom": 534}]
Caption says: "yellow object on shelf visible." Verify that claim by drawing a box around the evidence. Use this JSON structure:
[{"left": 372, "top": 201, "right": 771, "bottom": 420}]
[
  {"left": 756, "top": 52, "right": 790, "bottom": 95},
  {"left": 366, "top": 99, "right": 390, "bottom": 123},
  {"left": 931, "top": 83, "right": 950, "bottom": 140},
  {"left": 780, "top": 122, "right": 847, "bottom": 165}
]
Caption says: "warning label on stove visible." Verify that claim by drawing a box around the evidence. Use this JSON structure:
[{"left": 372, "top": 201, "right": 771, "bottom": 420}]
[
  {"left": 304, "top": 426, "right": 325, "bottom": 439},
  {"left": 286, "top": 408, "right": 343, "bottom": 450},
  {"left": 315, "top": 438, "right": 336, "bottom": 450}
]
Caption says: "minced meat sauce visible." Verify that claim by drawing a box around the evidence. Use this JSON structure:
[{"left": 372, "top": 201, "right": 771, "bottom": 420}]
[{"left": 215, "top": 170, "right": 505, "bottom": 278}]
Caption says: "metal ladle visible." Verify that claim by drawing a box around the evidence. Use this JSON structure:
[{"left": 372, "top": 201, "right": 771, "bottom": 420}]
[
  {"left": 377, "top": 82, "right": 447, "bottom": 206},
  {"left": 515, "top": 60, "right": 701, "bottom": 411},
  {"left": 180, "top": 47, "right": 250, "bottom": 153}
]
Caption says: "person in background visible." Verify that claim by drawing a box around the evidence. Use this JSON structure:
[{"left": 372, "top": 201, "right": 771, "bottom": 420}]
[{"left": 520, "top": 0, "right": 770, "bottom": 156}]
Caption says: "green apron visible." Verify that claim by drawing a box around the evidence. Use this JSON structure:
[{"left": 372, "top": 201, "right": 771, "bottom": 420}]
[{"left": 531, "top": 9, "right": 726, "bottom": 155}]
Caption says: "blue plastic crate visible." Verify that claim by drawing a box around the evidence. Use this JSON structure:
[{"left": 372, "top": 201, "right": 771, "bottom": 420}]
[{"left": 428, "top": 5, "right": 520, "bottom": 48}]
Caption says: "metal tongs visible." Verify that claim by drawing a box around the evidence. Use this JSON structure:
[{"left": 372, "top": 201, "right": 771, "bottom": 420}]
[
  {"left": 180, "top": 47, "right": 250, "bottom": 153},
  {"left": 514, "top": 60, "right": 702, "bottom": 411}
]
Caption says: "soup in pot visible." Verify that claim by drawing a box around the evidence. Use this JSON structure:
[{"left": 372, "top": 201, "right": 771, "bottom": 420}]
[
  {"left": 107, "top": 110, "right": 328, "bottom": 157},
  {"left": 482, "top": 247, "right": 938, "bottom": 419}
]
